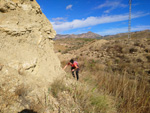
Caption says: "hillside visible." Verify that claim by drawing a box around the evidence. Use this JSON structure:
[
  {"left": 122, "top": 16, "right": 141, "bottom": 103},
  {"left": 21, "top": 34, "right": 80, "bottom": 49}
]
[
  {"left": 1, "top": 0, "right": 150, "bottom": 112},
  {"left": 55, "top": 31, "right": 102, "bottom": 40},
  {"left": 54, "top": 30, "right": 150, "bottom": 113},
  {"left": 54, "top": 38, "right": 96, "bottom": 54},
  {"left": 104, "top": 30, "right": 150, "bottom": 39},
  {"left": 0, "top": 1, "right": 116, "bottom": 113},
  {"left": 55, "top": 30, "right": 150, "bottom": 80}
]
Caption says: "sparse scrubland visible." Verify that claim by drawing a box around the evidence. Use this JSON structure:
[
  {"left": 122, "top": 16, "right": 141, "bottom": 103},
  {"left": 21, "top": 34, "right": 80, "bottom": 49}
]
[
  {"left": 0, "top": 0, "right": 149, "bottom": 112},
  {"left": 1, "top": 23, "right": 150, "bottom": 113},
  {"left": 55, "top": 30, "right": 150, "bottom": 113},
  {"left": 50, "top": 78, "right": 116, "bottom": 113},
  {"left": 54, "top": 38, "right": 96, "bottom": 54}
]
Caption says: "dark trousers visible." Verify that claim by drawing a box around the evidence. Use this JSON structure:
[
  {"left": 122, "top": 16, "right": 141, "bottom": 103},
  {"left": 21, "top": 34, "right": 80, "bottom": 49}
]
[{"left": 71, "top": 67, "right": 79, "bottom": 80}]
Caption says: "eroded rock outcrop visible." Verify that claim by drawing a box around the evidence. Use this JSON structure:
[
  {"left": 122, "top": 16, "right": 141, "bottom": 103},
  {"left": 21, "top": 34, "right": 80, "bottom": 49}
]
[{"left": 0, "top": 0, "right": 64, "bottom": 112}]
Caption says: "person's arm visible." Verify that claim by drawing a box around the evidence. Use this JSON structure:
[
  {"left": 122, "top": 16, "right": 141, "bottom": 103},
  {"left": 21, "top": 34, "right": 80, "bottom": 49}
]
[
  {"left": 74, "top": 64, "right": 78, "bottom": 69},
  {"left": 72, "top": 64, "right": 78, "bottom": 71},
  {"left": 63, "top": 64, "right": 68, "bottom": 70}
]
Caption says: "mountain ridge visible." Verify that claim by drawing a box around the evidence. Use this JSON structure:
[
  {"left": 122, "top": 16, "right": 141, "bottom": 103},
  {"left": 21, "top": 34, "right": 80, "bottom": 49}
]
[
  {"left": 55, "top": 31, "right": 102, "bottom": 39},
  {"left": 55, "top": 30, "right": 150, "bottom": 40}
]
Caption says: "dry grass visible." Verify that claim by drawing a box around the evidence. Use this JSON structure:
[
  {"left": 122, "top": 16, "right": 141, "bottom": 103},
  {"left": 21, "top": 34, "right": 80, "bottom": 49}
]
[
  {"left": 0, "top": 84, "right": 36, "bottom": 112},
  {"left": 74, "top": 56, "right": 150, "bottom": 113},
  {"left": 56, "top": 30, "right": 150, "bottom": 113},
  {"left": 54, "top": 38, "right": 96, "bottom": 54},
  {"left": 50, "top": 78, "right": 114, "bottom": 113},
  {"left": 0, "top": 87, "right": 18, "bottom": 112},
  {"left": 0, "top": 83, "right": 46, "bottom": 113},
  {"left": 50, "top": 79, "right": 69, "bottom": 98},
  {"left": 97, "top": 72, "right": 150, "bottom": 113}
]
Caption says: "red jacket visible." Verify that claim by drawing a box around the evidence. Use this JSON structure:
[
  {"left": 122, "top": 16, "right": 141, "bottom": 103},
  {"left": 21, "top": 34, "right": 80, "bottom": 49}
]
[{"left": 68, "top": 61, "right": 79, "bottom": 68}]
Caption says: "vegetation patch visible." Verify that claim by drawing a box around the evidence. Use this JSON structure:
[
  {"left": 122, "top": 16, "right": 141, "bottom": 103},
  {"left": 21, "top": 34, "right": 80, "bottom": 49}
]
[
  {"left": 57, "top": 31, "right": 150, "bottom": 112},
  {"left": 74, "top": 56, "right": 150, "bottom": 113},
  {"left": 50, "top": 78, "right": 114, "bottom": 113}
]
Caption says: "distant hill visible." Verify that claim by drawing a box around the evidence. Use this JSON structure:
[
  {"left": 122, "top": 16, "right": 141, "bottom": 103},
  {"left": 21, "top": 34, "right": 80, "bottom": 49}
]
[
  {"left": 55, "top": 31, "right": 102, "bottom": 40},
  {"left": 103, "top": 30, "right": 150, "bottom": 39},
  {"left": 55, "top": 30, "right": 150, "bottom": 40}
]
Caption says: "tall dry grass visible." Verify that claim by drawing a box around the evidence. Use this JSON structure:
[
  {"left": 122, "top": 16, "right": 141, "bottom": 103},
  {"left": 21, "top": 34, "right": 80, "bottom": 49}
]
[
  {"left": 70, "top": 56, "right": 150, "bottom": 113},
  {"left": 50, "top": 78, "right": 113, "bottom": 113},
  {"left": 96, "top": 72, "right": 150, "bottom": 113}
]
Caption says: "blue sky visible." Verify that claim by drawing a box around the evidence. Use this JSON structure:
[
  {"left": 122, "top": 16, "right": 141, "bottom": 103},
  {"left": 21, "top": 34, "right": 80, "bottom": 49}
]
[{"left": 36, "top": 0, "right": 150, "bottom": 36}]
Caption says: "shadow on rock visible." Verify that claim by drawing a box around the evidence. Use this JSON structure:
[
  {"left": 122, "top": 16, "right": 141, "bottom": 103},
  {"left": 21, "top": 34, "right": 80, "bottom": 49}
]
[{"left": 18, "top": 109, "right": 37, "bottom": 113}]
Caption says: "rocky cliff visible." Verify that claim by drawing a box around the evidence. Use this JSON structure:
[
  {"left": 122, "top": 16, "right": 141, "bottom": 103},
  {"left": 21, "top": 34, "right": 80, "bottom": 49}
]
[{"left": 0, "top": 0, "right": 64, "bottom": 112}]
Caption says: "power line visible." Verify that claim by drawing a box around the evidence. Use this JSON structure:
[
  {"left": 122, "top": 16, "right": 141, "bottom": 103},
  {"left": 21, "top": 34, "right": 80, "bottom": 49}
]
[{"left": 128, "top": 0, "right": 132, "bottom": 38}]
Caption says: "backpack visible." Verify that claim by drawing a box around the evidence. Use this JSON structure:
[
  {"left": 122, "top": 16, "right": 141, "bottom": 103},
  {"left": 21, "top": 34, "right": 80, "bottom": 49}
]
[{"left": 74, "top": 61, "right": 79, "bottom": 66}]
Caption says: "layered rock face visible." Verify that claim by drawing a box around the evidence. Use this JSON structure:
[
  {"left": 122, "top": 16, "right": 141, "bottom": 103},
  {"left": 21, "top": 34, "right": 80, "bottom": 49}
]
[{"left": 0, "top": 0, "right": 64, "bottom": 112}]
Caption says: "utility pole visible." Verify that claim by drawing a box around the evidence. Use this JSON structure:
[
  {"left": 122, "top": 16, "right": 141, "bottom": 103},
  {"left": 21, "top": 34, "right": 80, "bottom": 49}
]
[{"left": 128, "top": 0, "right": 132, "bottom": 38}]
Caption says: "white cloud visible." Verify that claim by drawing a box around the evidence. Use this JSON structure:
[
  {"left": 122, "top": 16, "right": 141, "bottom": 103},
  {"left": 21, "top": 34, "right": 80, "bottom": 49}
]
[
  {"left": 66, "top": 5, "right": 72, "bottom": 10},
  {"left": 52, "top": 17, "right": 65, "bottom": 21},
  {"left": 97, "top": 25, "right": 150, "bottom": 36},
  {"left": 104, "top": 10, "right": 111, "bottom": 13},
  {"left": 95, "top": 1, "right": 127, "bottom": 13},
  {"left": 51, "top": 12, "right": 149, "bottom": 33},
  {"left": 51, "top": 17, "right": 67, "bottom": 24},
  {"left": 96, "top": 1, "right": 127, "bottom": 9}
]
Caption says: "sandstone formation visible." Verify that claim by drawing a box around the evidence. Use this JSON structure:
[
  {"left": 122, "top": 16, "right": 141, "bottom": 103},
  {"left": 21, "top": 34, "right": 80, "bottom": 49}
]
[{"left": 0, "top": 0, "right": 64, "bottom": 112}]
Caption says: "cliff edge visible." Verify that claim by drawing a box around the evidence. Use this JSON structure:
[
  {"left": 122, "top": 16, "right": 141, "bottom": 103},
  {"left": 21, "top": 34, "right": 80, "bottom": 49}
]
[{"left": 0, "top": 0, "right": 64, "bottom": 112}]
